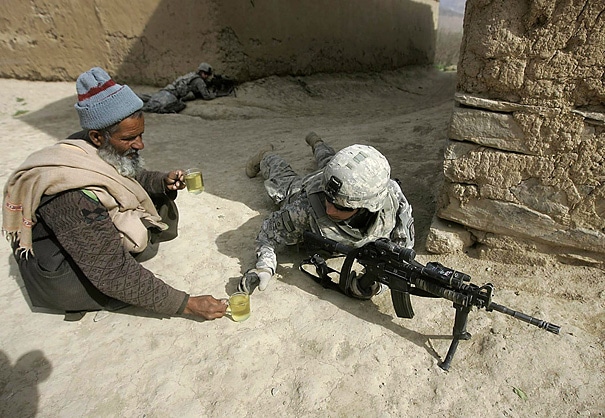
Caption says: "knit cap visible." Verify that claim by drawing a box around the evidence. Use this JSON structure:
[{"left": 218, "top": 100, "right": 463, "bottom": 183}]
[{"left": 74, "top": 67, "right": 143, "bottom": 130}]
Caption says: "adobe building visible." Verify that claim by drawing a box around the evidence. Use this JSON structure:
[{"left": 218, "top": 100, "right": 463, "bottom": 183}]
[
  {"left": 0, "top": 0, "right": 437, "bottom": 85},
  {"left": 426, "top": 0, "right": 605, "bottom": 266}
]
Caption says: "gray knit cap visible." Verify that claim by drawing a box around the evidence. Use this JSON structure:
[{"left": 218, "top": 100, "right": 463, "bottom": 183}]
[{"left": 74, "top": 67, "right": 143, "bottom": 130}]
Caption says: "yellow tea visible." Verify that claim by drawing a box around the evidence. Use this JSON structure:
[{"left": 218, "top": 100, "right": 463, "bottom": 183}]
[
  {"left": 228, "top": 292, "right": 250, "bottom": 322},
  {"left": 184, "top": 169, "right": 204, "bottom": 194}
]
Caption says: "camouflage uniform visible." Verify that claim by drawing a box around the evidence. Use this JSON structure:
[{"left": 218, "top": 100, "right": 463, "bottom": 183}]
[
  {"left": 255, "top": 142, "right": 415, "bottom": 274},
  {"left": 141, "top": 72, "right": 216, "bottom": 114}
]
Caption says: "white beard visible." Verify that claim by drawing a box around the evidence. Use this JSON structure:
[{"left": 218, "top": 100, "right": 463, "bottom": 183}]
[{"left": 97, "top": 141, "right": 145, "bottom": 178}]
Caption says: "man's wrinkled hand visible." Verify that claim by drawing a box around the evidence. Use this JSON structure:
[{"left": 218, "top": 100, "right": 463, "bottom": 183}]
[
  {"left": 165, "top": 169, "right": 186, "bottom": 191},
  {"left": 238, "top": 268, "right": 272, "bottom": 293},
  {"left": 183, "top": 295, "right": 228, "bottom": 320}
]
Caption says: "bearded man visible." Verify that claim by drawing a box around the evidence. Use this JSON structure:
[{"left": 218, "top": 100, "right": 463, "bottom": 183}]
[{"left": 2, "top": 67, "right": 227, "bottom": 321}]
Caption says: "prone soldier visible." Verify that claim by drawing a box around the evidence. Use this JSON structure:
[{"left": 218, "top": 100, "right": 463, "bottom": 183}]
[{"left": 239, "top": 132, "right": 415, "bottom": 295}]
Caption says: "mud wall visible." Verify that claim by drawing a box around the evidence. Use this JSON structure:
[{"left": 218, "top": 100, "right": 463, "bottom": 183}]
[
  {"left": 0, "top": 0, "right": 438, "bottom": 86},
  {"left": 427, "top": 0, "right": 605, "bottom": 266}
]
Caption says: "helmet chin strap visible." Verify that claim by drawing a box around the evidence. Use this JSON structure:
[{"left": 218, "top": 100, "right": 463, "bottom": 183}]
[{"left": 341, "top": 208, "right": 376, "bottom": 231}]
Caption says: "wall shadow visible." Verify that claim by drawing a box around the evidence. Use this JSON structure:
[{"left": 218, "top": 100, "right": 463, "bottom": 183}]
[
  {"left": 10, "top": 67, "right": 457, "bottom": 252},
  {"left": 113, "top": 0, "right": 438, "bottom": 85}
]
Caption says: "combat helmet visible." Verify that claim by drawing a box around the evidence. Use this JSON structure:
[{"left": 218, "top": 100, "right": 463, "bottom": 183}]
[
  {"left": 322, "top": 144, "right": 390, "bottom": 212},
  {"left": 198, "top": 62, "right": 213, "bottom": 74}
]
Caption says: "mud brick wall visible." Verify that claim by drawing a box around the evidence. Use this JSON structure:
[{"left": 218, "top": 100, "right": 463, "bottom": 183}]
[
  {"left": 427, "top": 0, "right": 605, "bottom": 266},
  {"left": 0, "top": 0, "right": 438, "bottom": 85}
]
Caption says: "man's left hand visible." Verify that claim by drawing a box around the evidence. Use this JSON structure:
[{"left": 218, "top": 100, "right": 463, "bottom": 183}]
[{"left": 165, "top": 170, "right": 186, "bottom": 191}]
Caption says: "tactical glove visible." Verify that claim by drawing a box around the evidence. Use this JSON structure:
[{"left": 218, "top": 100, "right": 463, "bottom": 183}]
[
  {"left": 238, "top": 268, "right": 273, "bottom": 294},
  {"left": 348, "top": 273, "right": 383, "bottom": 300}
]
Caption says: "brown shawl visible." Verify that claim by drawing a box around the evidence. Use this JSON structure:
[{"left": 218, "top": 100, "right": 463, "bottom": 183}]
[{"left": 2, "top": 139, "right": 167, "bottom": 254}]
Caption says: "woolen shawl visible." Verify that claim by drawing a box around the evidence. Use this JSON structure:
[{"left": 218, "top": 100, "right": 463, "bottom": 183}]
[{"left": 2, "top": 139, "right": 167, "bottom": 255}]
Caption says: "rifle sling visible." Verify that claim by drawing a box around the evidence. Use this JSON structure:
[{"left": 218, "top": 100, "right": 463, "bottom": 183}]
[
  {"left": 299, "top": 255, "right": 347, "bottom": 295},
  {"left": 300, "top": 253, "right": 436, "bottom": 299}
]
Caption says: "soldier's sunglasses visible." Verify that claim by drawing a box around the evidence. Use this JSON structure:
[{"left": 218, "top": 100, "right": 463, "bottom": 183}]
[{"left": 324, "top": 193, "right": 356, "bottom": 212}]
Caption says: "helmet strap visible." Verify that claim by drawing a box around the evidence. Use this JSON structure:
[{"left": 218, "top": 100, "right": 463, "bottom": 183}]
[{"left": 342, "top": 208, "right": 376, "bottom": 231}]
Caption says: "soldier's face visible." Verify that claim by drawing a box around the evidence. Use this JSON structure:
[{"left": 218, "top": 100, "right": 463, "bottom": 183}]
[{"left": 325, "top": 199, "right": 359, "bottom": 221}]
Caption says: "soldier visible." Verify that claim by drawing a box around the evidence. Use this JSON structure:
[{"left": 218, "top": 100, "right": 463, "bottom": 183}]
[
  {"left": 140, "top": 62, "right": 234, "bottom": 114},
  {"left": 239, "top": 132, "right": 415, "bottom": 298}
]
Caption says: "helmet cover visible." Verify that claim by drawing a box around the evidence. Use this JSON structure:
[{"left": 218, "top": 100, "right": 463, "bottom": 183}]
[
  {"left": 322, "top": 144, "right": 390, "bottom": 212},
  {"left": 197, "top": 62, "right": 213, "bottom": 74}
]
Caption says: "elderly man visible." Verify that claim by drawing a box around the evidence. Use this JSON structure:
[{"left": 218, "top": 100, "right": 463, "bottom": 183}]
[
  {"left": 2, "top": 67, "right": 227, "bottom": 321},
  {"left": 239, "top": 133, "right": 415, "bottom": 298},
  {"left": 140, "top": 62, "right": 235, "bottom": 114}
]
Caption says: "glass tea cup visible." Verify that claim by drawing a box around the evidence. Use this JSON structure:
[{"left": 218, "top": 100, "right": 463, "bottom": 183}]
[
  {"left": 226, "top": 291, "right": 250, "bottom": 322},
  {"left": 184, "top": 168, "right": 204, "bottom": 194}
]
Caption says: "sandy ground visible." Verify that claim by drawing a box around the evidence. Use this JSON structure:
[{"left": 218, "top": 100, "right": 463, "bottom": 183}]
[{"left": 0, "top": 67, "right": 603, "bottom": 417}]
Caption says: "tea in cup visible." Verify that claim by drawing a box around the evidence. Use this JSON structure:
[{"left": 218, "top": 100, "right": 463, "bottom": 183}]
[
  {"left": 226, "top": 291, "right": 250, "bottom": 322},
  {"left": 184, "top": 168, "right": 204, "bottom": 194}
]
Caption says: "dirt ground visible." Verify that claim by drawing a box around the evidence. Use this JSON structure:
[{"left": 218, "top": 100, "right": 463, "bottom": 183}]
[{"left": 0, "top": 67, "right": 603, "bottom": 417}]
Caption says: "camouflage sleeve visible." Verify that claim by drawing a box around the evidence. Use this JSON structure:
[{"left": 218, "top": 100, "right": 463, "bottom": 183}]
[
  {"left": 389, "top": 181, "right": 415, "bottom": 249},
  {"left": 254, "top": 199, "right": 311, "bottom": 273},
  {"left": 191, "top": 78, "right": 216, "bottom": 100}
]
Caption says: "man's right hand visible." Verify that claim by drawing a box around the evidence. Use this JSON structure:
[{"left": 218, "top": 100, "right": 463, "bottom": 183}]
[{"left": 183, "top": 295, "right": 228, "bottom": 320}]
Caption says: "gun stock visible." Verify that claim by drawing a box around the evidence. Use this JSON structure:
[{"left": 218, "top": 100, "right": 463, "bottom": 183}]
[{"left": 303, "top": 230, "right": 355, "bottom": 255}]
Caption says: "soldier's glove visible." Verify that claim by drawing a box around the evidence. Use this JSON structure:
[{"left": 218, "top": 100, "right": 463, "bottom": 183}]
[
  {"left": 238, "top": 268, "right": 273, "bottom": 294},
  {"left": 348, "top": 272, "right": 382, "bottom": 300}
]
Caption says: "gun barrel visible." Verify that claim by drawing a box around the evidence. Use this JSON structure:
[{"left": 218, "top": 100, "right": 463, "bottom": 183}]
[{"left": 490, "top": 302, "right": 560, "bottom": 334}]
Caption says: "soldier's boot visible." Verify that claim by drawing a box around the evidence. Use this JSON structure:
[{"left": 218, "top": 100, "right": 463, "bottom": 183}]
[
  {"left": 245, "top": 143, "right": 275, "bottom": 178},
  {"left": 305, "top": 131, "right": 324, "bottom": 151}
]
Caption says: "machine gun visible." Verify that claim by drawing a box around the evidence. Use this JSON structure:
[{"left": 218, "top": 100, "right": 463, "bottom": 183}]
[
  {"left": 300, "top": 231, "right": 560, "bottom": 371},
  {"left": 208, "top": 74, "right": 237, "bottom": 97}
]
